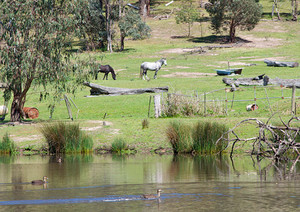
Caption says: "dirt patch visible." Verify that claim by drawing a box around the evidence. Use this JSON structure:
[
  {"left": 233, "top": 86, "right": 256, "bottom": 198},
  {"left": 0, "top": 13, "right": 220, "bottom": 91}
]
[
  {"left": 81, "top": 120, "right": 112, "bottom": 131},
  {"left": 174, "top": 66, "right": 190, "bottom": 69},
  {"left": 241, "top": 35, "right": 283, "bottom": 48},
  {"left": 11, "top": 135, "right": 43, "bottom": 143},
  {"left": 161, "top": 72, "right": 216, "bottom": 78}
]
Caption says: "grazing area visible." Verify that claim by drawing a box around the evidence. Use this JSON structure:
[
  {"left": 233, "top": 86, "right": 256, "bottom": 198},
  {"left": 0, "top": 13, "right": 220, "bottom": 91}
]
[{"left": 0, "top": 0, "right": 299, "bottom": 158}]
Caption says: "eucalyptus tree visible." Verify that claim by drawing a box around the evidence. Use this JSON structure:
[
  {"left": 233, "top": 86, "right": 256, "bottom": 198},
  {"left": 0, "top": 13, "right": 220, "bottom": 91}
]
[
  {"left": 118, "top": 8, "right": 151, "bottom": 51},
  {"left": 0, "top": 0, "right": 90, "bottom": 122},
  {"left": 175, "top": 0, "right": 200, "bottom": 37},
  {"left": 205, "top": 0, "right": 262, "bottom": 42}
]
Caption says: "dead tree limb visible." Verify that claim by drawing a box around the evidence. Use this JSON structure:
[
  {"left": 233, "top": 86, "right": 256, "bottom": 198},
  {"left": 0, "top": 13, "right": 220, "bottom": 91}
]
[
  {"left": 83, "top": 82, "right": 169, "bottom": 96},
  {"left": 216, "top": 115, "right": 300, "bottom": 160},
  {"left": 223, "top": 76, "right": 300, "bottom": 88}
]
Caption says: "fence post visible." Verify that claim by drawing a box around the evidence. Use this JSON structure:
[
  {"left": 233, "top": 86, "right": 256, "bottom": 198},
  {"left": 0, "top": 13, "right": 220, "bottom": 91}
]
[
  {"left": 225, "top": 88, "right": 228, "bottom": 115},
  {"left": 154, "top": 95, "right": 161, "bottom": 118},
  {"left": 148, "top": 95, "right": 152, "bottom": 118},
  {"left": 291, "top": 85, "right": 296, "bottom": 115}
]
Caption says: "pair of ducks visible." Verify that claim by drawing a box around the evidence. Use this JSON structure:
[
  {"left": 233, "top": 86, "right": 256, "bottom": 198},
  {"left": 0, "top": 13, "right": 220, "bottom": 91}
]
[{"left": 31, "top": 177, "right": 162, "bottom": 200}]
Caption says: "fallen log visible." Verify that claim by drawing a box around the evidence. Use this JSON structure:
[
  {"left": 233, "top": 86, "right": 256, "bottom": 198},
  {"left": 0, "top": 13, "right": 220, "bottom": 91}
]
[
  {"left": 83, "top": 82, "right": 169, "bottom": 96},
  {"left": 264, "top": 59, "right": 299, "bottom": 68},
  {"left": 223, "top": 76, "right": 300, "bottom": 88}
]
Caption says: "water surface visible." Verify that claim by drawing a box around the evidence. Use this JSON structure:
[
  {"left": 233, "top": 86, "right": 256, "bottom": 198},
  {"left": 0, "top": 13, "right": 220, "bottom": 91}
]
[{"left": 0, "top": 154, "right": 299, "bottom": 211}]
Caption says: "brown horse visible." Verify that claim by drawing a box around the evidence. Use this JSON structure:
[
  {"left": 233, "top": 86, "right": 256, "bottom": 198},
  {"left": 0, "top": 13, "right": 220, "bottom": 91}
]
[{"left": 95, "top": 65, "right": 116, "bottom": 80}]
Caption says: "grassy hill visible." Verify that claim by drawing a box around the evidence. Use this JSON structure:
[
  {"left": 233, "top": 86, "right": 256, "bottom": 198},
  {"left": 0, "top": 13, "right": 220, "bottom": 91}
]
[{"left": 0, "top": 0, "right": 299, "bottom": 153}]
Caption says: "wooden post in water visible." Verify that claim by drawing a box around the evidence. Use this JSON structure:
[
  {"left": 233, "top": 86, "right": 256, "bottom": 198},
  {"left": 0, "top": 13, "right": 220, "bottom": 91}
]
[
  {"left": 291, "top": 85, "right": 296, "bottom": 115},
  {"left": 154, "top": 95, "right": 161, "bottom": 118}
]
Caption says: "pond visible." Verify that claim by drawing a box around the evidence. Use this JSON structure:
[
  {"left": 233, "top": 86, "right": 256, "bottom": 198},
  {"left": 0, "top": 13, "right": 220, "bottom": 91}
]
[{"left": 0, "top": 154, "right": 299, "bottom": 211}]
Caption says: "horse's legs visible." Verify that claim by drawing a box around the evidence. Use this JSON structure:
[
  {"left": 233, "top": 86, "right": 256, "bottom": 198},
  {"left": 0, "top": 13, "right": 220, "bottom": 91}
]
[
  {"left": 144, "top": 71, "right": 149, "bottom": 80},
  {"left": 153, "top": 69, "right": 159, "bottom": 79}
]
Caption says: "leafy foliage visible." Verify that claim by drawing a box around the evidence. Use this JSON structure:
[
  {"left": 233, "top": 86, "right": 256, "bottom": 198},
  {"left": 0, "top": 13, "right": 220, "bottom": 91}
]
[
  {"left": 205, "top": 0, "right": 262, "bottom": 42},
  {"left": 118, "top": 8, "right": 151, "bottom": 51},
  {"left": 0, "top": 0, "right": 91, "bottom": 122}
]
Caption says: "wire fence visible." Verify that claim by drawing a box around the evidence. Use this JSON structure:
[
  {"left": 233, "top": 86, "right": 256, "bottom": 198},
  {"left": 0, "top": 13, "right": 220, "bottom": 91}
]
[{"left": 158, "top": 85, "right": 299, "bottom": 117}]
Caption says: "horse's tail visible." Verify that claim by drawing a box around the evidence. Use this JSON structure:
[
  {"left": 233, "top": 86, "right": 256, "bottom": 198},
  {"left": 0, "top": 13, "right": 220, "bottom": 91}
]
[{"left": 140, "top": 64, "right": 144, "bottom": 79}]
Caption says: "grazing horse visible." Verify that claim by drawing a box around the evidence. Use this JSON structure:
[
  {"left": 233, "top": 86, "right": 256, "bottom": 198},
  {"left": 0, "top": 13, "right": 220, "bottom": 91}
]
[
  {"left": 95, "top": 65, "right": 116, "bottom": 80},
  {"left": 140, "top": 58, "right": 167, "bottom": 80}
]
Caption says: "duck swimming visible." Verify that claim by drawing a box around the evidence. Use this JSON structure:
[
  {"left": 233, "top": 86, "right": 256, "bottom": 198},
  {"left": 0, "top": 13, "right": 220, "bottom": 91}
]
[
  {"left": 142, "top": 189, "right": 162, "bottom": 199},
  {"left": 31, "top": 176, "right": 48, "bottom": 185}
]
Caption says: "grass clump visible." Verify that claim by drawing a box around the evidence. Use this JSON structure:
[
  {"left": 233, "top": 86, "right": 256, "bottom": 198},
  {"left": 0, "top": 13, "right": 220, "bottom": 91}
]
[
  {"left": 166, "top": 121, "right": 227, "bottom": 155},
  {"left": 40, "top": 122, "right": 93, "bottom": 154},
  {"left": 166, "top": 121, "right": 193, "bottom": 154},
  {"left": 0, "top": 133, "right": 16, "bottom": 154},
  {"left": 111, "top": 138, "right": 128, "bottom": 154},
  {"left": 192, "top": 121, "right": 228, "bottom": 154},
  {"left": 142, "top": 119, "right": 149, "bottom": 129}
]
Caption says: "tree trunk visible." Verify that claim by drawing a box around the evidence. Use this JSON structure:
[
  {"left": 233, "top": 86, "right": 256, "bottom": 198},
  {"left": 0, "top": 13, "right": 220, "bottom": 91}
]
[
  {"left": 83, "top": 82, "right": 169, "bottom": 96},
  {"left": 10, "top": 94, "right": 25, "bottom": 122},
  {"left": 229, "top": 20, "right": 236, "bottom": 43},
  {"left": 272, "top": 0, "right": 281, "bottom": 20},
  {"left": 105, "top": 0, "right": 113, "bottom": 52},
  {"left": 120, "top": 32, "right": 125, "bottom": 51},
  {"left": 292, "top": 0, "right": 298, "bottom": 21},
  {"left": 139, "top": 0, "right": 150, "bottom": 17}
]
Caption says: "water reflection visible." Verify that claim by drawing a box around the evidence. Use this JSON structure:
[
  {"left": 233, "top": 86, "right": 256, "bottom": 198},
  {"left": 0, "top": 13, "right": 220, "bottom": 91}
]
[{"left": 0, "top": 154, "right": 299, "bottom": 211}]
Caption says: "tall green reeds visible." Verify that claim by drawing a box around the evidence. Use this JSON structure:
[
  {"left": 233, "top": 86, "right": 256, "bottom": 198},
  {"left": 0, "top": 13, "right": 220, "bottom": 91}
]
[
  {"left": 192, "top": 122, "right": 227, "bottom": 154},
  {"left": 166, "top": 121, "right": 227, "bottom": 155},
  {"left": 0, "top": 133, "right": 16, "bottom": 154},
  {"left": 40, "top": 122, "right": 93, "bottom": 154},
  {"left": 166, "top": 121, "right": 193, "bottom": 154}
]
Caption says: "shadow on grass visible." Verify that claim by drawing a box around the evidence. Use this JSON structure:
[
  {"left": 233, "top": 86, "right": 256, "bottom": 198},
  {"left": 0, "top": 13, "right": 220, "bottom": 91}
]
[{"left": 171, "top": 35, "right": 252, "bottom": 44}]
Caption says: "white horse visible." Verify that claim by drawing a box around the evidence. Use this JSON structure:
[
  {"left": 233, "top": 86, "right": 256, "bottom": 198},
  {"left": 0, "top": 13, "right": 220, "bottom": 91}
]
[{"left": 140, "top": 58, "right": 167, "bottom": 80}]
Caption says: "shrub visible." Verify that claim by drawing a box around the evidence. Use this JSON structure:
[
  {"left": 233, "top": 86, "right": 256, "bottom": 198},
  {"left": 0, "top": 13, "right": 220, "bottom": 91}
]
[
  {"left": 111, "top": 138, "right": 128, "bottom": 153},
  {"left": 40, "top": 122, "right": 93, "bottom": 154},
  {"left": 166, "top": 121, "right": 193, "bottom": 154},
  {"left": 166, "top": 121, "right": 227, "bottom": 155},
  {"left": 0, "top": 133, "right": 16, "bottom": 154}
]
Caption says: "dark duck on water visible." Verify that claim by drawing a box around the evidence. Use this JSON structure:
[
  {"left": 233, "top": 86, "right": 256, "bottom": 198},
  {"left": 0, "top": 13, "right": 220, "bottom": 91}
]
[{"left": 31, "top": 176, "right": 48, "bottom": 185}]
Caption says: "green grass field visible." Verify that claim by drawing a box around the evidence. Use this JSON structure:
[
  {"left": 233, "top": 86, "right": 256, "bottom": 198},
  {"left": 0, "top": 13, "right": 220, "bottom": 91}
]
[{"left": 0, "top": 0, "right": 299, "bottom": 153}]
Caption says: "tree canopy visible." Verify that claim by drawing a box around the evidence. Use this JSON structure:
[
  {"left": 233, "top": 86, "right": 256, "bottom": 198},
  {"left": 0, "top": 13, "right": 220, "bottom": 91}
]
[
  {"left": 175, "top": 0, "right": 200, "bottom": 37},
  {"left": 0, "top": 0, "right": 90, "bottom": 122},
  {"left": 205, "top": 0, "right": 262, "bottom": 42}
]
